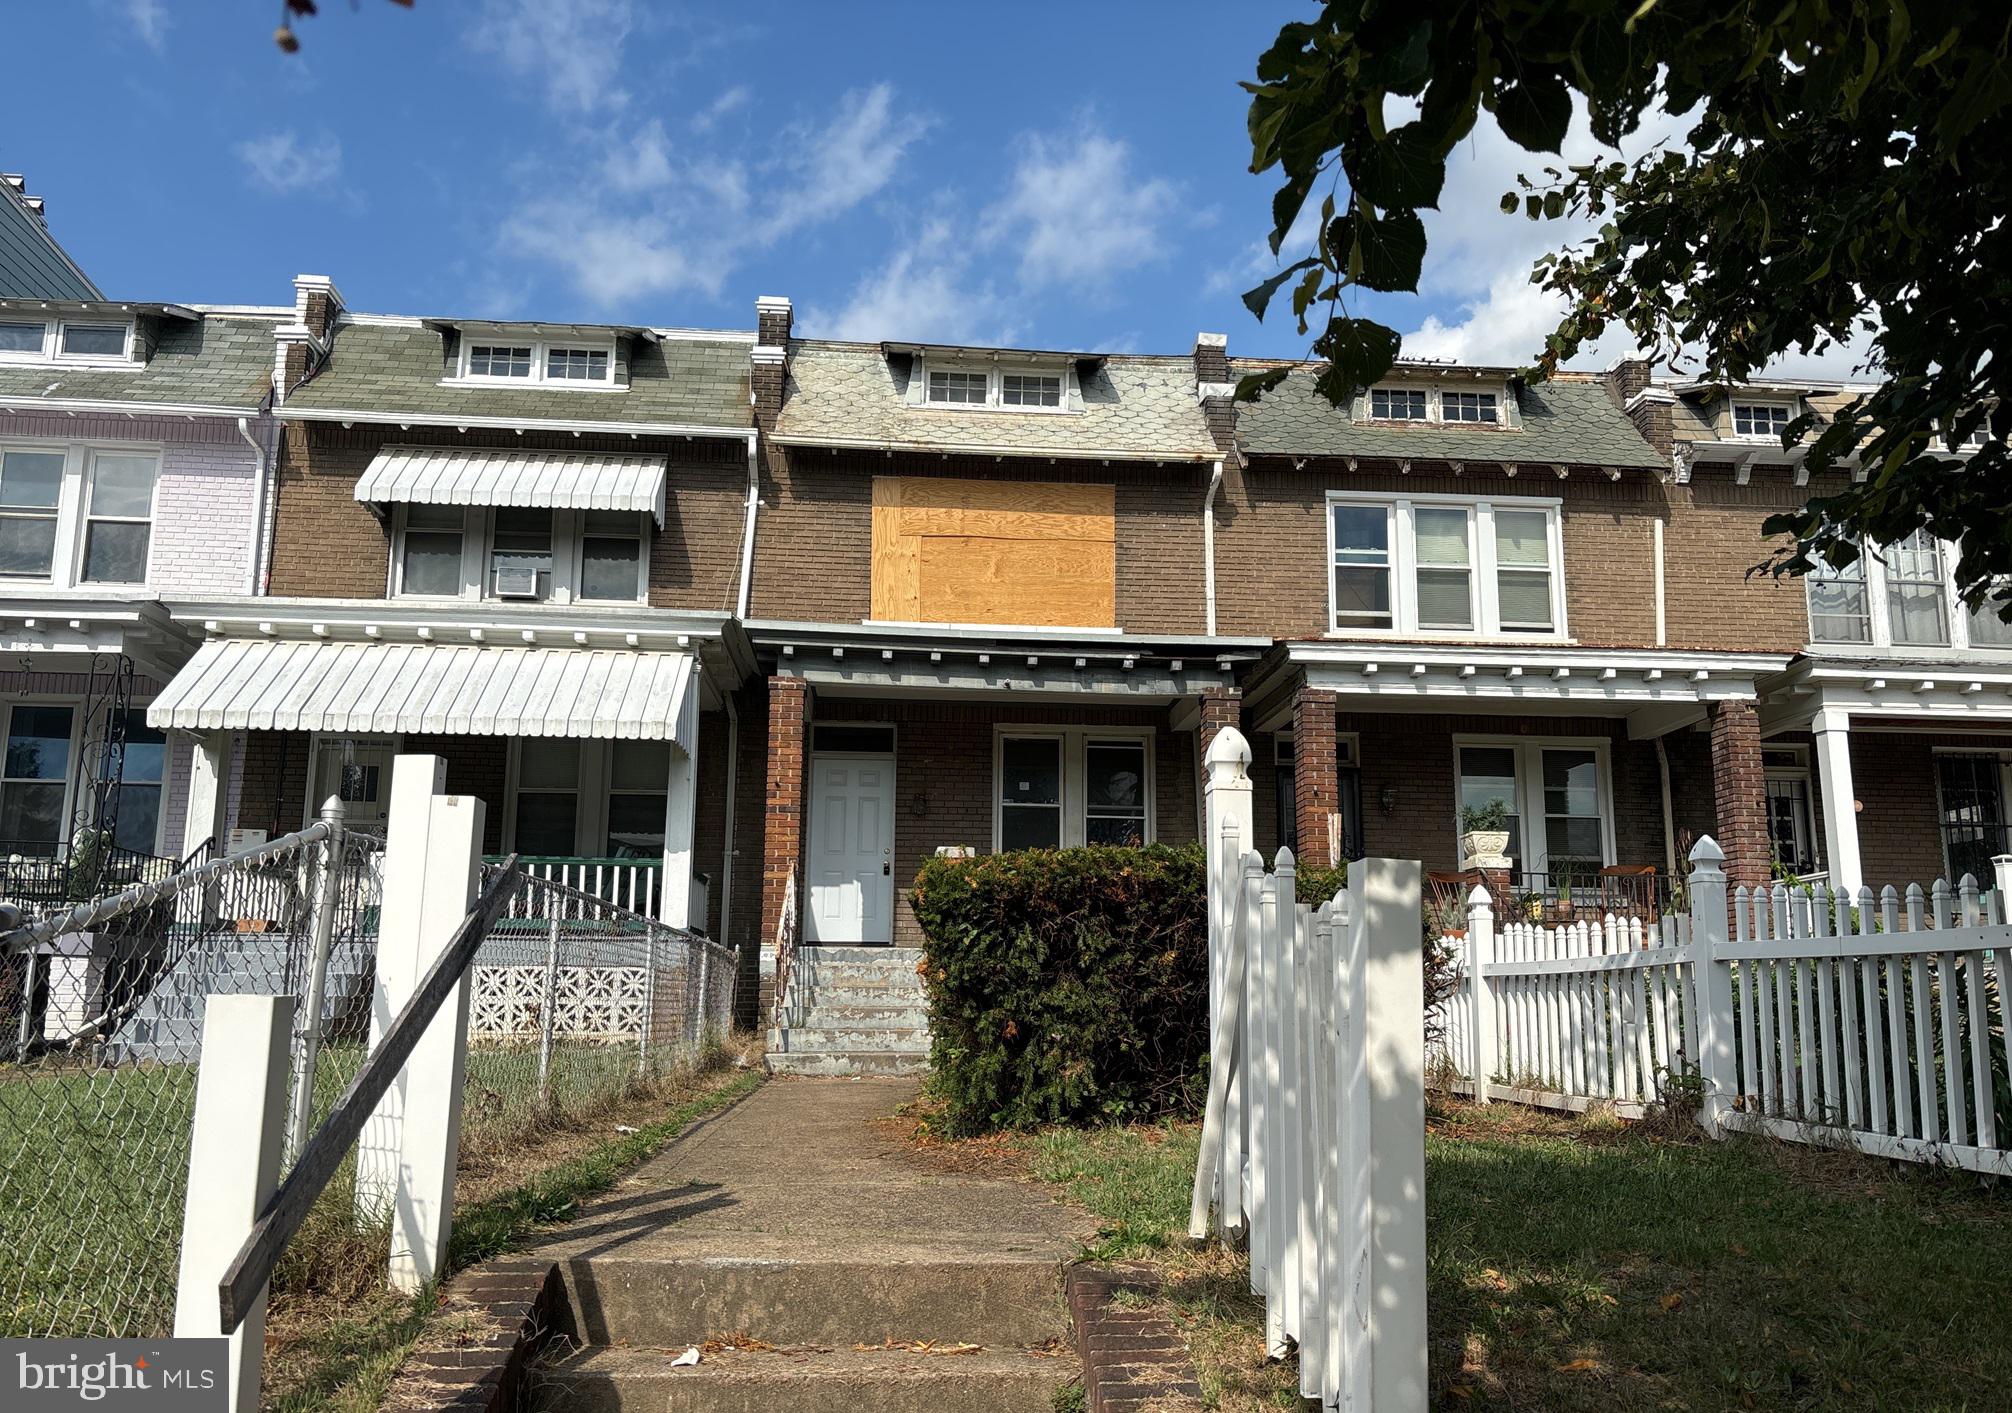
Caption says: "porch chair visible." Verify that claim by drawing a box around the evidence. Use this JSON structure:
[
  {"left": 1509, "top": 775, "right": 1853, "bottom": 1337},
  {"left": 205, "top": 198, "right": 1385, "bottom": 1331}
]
[
  {"left": 1426, "top": 868, "right": 1485, "bottom": 934},
  {"left": 1597, "top": 863, "right": 1660, "bottom": 922}
]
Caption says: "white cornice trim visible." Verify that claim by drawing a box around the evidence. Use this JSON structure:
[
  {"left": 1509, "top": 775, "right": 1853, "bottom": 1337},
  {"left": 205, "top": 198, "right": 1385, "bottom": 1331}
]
[
  {"left": 768, "top": 432, "right": 1218, "bottom": 464},
  {"left": 164, "top": 596, "right": 731, "bottom": 650},
  {"left": 0, "top": 395, "right": 262, "bottom": 420},
  {"left": 274, "top": 405, "right": 754, "bottom": 440}
]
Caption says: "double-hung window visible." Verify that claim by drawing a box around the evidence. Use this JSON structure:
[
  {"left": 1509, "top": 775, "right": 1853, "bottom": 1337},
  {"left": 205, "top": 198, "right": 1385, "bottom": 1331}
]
[
  {"left": 0, "top": 448, "right": 64, "bottom": 578},
  {"left": 997, "top": 731, "right": 1153, "bottom": 851},
  {"left": 1806, "top": 551, "right": 1872, "bottom": 644},
  {"left": 1456, "top": 739, "right": 1609, "bottom": 884},
  {"left": 512, "top": 740, "right": 580, "bottom": 856},
  {"left": 490, "top": 509, "right": 555, "bottom": 600},
  {"left": 0, "top": 705, "right": 73, "bottom": 851},
  {"left": 399, "top": 505, "right": 465, "bottom": 596},
  {"left": 107, "top": 711, "right": 166, "bottom": 854},
  {"left": 1369, "top": 387, "right": 1428, "bottom": 420},
  {"left": 1442, "top": 391, "right": 1498, "bottom": 423},
  {"left": 80, "top": 452, "right": 157, "bottom": 584},
  {"left": 1733, "top": 402, "right": 1792, "bottom": 439},
  {"left": 1805, "top": 532, "right": 2012, "bottom": 653},
  {"left": 579, "top": 510, "right": 645, "bottom": 601},
  {"left": 606, "top": 741, "right": 670, "bottom": 856},
  {"left": 1967, "top": 584, "right": 2012, "bottom": 648},
  {"left": 1329, "top": 495, "right": 1563, "bottom": 638},
  {"left": 1884, "top": 529, "right": 1949, "bottom": 646}
]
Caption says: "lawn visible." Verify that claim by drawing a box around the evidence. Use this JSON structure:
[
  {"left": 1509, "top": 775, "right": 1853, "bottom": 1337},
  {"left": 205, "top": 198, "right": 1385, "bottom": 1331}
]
[{"left": 1025, "top": 1098, "right": 2012, "bottom": 1410}]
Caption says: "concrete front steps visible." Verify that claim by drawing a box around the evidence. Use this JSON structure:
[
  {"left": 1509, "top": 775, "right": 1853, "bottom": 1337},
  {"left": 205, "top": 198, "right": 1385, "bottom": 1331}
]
[
  {"left": 534, "top": 1345, "right": 1068, "bottom": 1413},
  {"left": 765, "top": 945, "right": 931, "bottom": 1077}
]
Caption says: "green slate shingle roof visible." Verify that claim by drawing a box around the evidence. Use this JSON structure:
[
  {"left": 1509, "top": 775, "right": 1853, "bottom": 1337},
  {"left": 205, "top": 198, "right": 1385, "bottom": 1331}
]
[
  {"left": 771, "top": 340, "right": 1220, "bottom": 460},
  {"left": 0, "top": 183, "right": 100, "bottom": 301},
  {"left": 0, "top": 313, "right": 278, "bottom": 409},
  {"left": 1232, "top": 363, "right": 1665, "bottom": 470},
  {"left": 283, "top": 321, "right": 751, "bottom": 429}
]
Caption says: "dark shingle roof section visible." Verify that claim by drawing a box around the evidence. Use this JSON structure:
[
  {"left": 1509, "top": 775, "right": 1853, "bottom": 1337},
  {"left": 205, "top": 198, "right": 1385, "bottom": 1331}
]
[
  {"left": 283, "top": 321, "right": 751, "bottom": 429},
  {"left": 771, "top": 340, "right": 1219, "bottom": 460},
  {"left": 0, "top": 313, "right": 278, "bottom": 409},
  {"left": 1232, "top": 363, "right": 1665, "bottom": 470},
  {"left": 0, "top": 183, "right": 100, "bottom": 301}
]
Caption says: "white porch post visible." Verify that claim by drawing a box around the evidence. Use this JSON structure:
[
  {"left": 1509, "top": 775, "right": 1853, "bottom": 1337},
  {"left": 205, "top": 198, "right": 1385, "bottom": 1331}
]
[
  {"left": 1811, "top": 706, "right": 1863, "bottom": 895},
  {"left": 660, "top": 675, "right": 701, "bottom": 928}
]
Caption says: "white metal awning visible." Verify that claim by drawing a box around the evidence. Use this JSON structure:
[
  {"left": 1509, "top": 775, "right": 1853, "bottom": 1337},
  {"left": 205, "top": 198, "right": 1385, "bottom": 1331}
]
[
  {"left": 148, "top": 638, "right": 696, "bottom": 746},
  {"left": 352, "top": 446, "right": 670, "bottom": 525}
]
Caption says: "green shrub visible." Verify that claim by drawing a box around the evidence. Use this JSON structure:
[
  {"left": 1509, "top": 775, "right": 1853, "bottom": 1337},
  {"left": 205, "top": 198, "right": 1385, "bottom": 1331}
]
[
  {"left": 1295, "top": 861, "right": 1347, "bottom": 906},
  {"left": 910, "top": 844, "right": 1208, "bottom": 1134}
]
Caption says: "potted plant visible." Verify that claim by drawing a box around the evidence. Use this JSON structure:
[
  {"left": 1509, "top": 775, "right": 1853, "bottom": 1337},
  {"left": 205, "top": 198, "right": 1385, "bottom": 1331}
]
[{"left": 1458, "top": 799, "right": 1511, "bottom": 866}]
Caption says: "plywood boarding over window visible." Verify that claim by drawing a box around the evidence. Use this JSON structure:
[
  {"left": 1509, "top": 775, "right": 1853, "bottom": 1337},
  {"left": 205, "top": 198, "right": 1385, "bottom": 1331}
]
[{"left": 871, "top": 476, "right": 1116, "bottom": 627}]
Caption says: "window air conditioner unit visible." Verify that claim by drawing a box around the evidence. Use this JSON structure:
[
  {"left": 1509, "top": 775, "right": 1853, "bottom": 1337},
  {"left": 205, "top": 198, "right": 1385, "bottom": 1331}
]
[{"left": 493, "top": 566, "right": 541, "bottom": 599}]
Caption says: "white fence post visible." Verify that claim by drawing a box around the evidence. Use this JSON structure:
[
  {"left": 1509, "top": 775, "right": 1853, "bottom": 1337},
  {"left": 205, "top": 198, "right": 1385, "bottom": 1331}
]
[
  {"left": 355, "top": 755, "right": 448, "bottom": 1220},
  {"left": 1201, "top": 727, "right": 1253, "bottom": 1234},
  {"left": 1467, "top": 884, "right": 1496, "bottom": 1105},
  {"left": 174, "top": 993, "right": 295, "bottom": 1413},
  {"left": 1686, "top": 836, "right": 1738, "bottom": 1138},
  {"left": 386, "top": 785, "right": 485, "bottom": 1293},
  {"left": 1359, "top": 857, "right": 1429, "bottom": 1413}
]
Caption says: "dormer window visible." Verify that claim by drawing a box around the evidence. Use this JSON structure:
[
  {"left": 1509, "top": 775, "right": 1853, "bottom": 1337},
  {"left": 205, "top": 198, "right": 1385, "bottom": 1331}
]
[
  {"left": 1733, "top": 402, "right": 1793, "bottom": 439},
  {"left": 1443, "top": 391, "right": 1498, "bottom": 424},
  {"left": 0, "top": 317, "right": 137, "bottom": 366},
  {"left": 1370, "top": 388, "right": 1428, "bottom": 421},
  {"left": 927, "top": 369, "right": 988, "bottom": 405},
  {"left": 468, "top": 344, "right": 533, "bottom": 378},
  {"left": 915, "top": 359, "right": 1073, "bottom": 413},
  {"left": 453, "top": 333, "right": 618, "bottom": 388},
  {"left": 1001, "top": 373, "right": 1061, "bottom": 408}
]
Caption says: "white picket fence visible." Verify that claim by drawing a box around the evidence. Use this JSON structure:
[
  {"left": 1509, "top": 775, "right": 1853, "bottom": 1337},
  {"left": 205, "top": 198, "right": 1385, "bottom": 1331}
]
[
  {"left": 1188, "top": 729, "right": 1427, "bottom": 1413},
  {"left": 1445, "top": 837, "right": 2012, "bottom": 1177}
]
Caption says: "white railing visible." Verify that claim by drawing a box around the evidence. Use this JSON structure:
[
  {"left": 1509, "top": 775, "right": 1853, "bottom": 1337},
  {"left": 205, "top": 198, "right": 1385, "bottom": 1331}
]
[
  {"left": 1446, "top": 839, "right": 2012, "bottom": 1177},
  {"left": 1189, "top": 729, "right": 1427, "bottom": 1413},
  {"left": 491, "top": 856, "right": 662, "bottom": 919}
]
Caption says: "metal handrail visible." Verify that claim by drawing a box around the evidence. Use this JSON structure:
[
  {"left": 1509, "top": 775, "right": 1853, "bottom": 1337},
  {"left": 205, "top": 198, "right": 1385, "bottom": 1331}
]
[
  {"left": 217, "top": 854, "right": 524, "bottom": 1332},
  {"left": 770, "top": 867, "right": 798, "bottom": 1033}
]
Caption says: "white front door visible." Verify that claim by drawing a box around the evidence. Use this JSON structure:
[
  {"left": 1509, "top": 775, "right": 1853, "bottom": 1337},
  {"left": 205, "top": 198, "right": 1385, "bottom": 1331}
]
[
  {"left": 807, "top": 753, "right": 894, "bottom": 944},
  {"left": 312, "top": 737, "right": 396, "bottom": 834}
]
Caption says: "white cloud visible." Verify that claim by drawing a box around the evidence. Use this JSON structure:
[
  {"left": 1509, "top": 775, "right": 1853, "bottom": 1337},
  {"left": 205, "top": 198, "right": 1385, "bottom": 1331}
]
[
  {"left": 235, "top": 131, "right": 343, "bottom": 196},
  {"left": 767, "top": 85, "right": 920, "bottom": 240},
  {"left": 802, "top": 222, "right": 1013, "bottom": 344},
  {"left": 600, "top": 121, "right": 676, "bottom": 194},
  {"left": 123, "top": 0, "right": 168, "bottom": 51},
  {"left": 504, "top": 202, "right": 734, "bottom": 305},
  {"left": 983, "top": 131, "right": 1177, "bottom": 290},
  {"left": 470, "top": 0, "right": 634, "bottom": 114},
  {"left": 691, "top": 86, "right": 749, "bottom": 132}
]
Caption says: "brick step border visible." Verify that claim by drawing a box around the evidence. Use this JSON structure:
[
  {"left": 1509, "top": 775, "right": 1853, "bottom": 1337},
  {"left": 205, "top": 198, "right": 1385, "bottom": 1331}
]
[{"left": 1066, "top": 1264, "right": 1205, "bottom": 1412}]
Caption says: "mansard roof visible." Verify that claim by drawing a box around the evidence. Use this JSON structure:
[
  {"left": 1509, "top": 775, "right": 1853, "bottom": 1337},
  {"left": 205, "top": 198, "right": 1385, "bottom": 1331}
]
[
  {"left": 769, "top": 339, "right": 1221, "bottom": 463},
  {"left": 1232, "top": 362, "right": 1665, "bottom": 471}
]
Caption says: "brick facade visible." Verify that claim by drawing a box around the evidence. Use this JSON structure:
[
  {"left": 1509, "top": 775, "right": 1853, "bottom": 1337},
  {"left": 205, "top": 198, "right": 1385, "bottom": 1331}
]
[
  {"left": 760, "top": 676, "right": 810, "bottom": 956},
  {"left": 267, "top": 422, "right": 746, "bottom": 610},
  {"left": 1291, "top": 685, "right": 1339, "bottom": 866},
  {"left": 1707, "top": 699, "right": 1769, "bottom": 888}
]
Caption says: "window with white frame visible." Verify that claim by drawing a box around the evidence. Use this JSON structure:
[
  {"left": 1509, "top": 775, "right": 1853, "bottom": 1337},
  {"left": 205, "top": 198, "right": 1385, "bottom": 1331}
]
[
  {"left": 1455, "top": 739, "right": 1609, "bottom": 883},
  {"left": 1442, "top": 390, "right": 1499, "bottom": 423},
  {"left": 996, "top": 730, "right": 1153, "bottom": 851},
  {"left": 80, "top": 452, "right": 157, "bottom": 584},
  {"left": 512, "top": 739, "right": 580, "bottom": 855},
  {"left": 1732, "top": 402, "right": 1793, "bottom": 439},
  {"left": 606, "top": 740, "right": 670, "bottom": 857},
  {"left": 1935, "top": 753, "right": 2010, "bottom": 883},
  {"left": 0, "top": 704, "right": 74, "bottom": 850},
  {"left": 1804, "top": 532, "right": 2012, "bottom": 653},
  {"left": 107, "top": 710, "right": 165, "bottom": 854},
  {"left": 0, "top": 317, "right": 135, "bottom": 365},
  {"left": 507, "top": 739, "right": 670, "bottom": 858},
  {"left": 918, "top": 361, "right": 1072, "bottom": 412},
  {"left": 456, "top": 334, "right": 616, "bottom": 388},
  {"left": 392, "top": 505, "right": 649, "bottom": 604},
  {"left": 0, "top": 447, "right": 64, "bottom": 578},
  {"left": 1328, "top": 494, "right": 1563, "bottom": 638},
  {"left": 0, "top": 442, "right": 161, "bottom": 586},
  {"left": 1369, "top": 387, "right": 1428, "bottom": 421},
  {"left": 1762, "top": 747, "right": 1819, "bottom": 877}
]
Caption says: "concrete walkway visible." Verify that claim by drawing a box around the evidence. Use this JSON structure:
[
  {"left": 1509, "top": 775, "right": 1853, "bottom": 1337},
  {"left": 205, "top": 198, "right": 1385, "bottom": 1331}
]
[{"left": 528, "top": 1076, "right": 1092, "bottom": 1412}]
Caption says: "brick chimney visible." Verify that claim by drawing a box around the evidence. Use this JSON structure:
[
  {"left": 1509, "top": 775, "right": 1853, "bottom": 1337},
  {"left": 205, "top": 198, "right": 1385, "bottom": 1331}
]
[
  {"left": 273, "top": 273, "right": 343, "bottom": 403},
  {"left": 1604, "top": 355, "right": 1653, "bottom": 406},
  {"left": 1193, "top": 332, "right": 1236, "bottom": 454},
  {"left": 752, "top": 295, "right": 792, "bottom": 429}
]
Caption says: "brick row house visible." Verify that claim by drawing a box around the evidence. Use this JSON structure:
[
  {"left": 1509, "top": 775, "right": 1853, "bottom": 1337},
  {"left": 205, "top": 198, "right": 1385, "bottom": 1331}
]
[{"left": 4, "top": 262, "right": 2001, "bottom": 1042}]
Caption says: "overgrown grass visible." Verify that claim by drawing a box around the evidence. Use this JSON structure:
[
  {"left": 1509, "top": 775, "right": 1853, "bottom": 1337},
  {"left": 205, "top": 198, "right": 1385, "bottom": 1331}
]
[
  {"left": 262, "top": 1062, "right": 763, "bottom": 1413},
  {"left": 1027, "top": 1101, "right": 2012, "bottom": 1410}
]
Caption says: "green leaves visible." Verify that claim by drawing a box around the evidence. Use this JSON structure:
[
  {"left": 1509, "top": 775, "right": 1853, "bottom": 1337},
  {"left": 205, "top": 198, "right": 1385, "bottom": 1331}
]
[
  {"left": 1342, "top": 208, "right": 1429, "bottom": 292},
  {"left": 1490, "top": 69, "right": 1574, "bottom": 152},
  {"left": 1241, "top": 256, "right": 1320, "bottom": 320},
  {"left": 1311, "top": 317, "right": 1403, "bottom": 403},
  {"left": 1345, "top": 123, "right": 1448, "bottom": 209}
]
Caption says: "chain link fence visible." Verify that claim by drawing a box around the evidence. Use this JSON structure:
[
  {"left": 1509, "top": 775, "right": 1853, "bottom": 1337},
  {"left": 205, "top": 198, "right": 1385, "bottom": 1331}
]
[{"left": 0, "top": 820, "right": 736, "bottom": 1340}]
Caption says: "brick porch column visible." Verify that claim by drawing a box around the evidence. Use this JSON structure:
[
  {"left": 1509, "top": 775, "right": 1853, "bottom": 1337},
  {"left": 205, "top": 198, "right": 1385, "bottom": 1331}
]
[
  {"left": 1708, "top": 699, "right": 1770, "bottom": 889},
  {"left": 1292, "top": 685, "right": 1340, "bottom": 867},
  {"left": 1196, "top": 685, "right": 1242, "bottom": 773},
  {"left": 759, "top": 676, "right": 810, "bottom": 951}
]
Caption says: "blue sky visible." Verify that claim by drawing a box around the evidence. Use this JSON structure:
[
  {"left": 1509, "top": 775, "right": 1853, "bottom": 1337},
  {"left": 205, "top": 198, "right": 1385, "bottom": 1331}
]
[{"left": 0, "top": 2, "right": 1864, "bottom": 375}]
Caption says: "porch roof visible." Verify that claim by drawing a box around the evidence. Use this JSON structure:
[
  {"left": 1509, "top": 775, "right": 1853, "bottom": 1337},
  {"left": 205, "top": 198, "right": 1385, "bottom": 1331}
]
[
  {"left": 147, "top": 637, "right": 697, "bottom": 746},
  {"left": 353, "top": 444, "right": 670, "bottom": 525},
  {"left": 1758, "top": 653, "right": 2012, "bottom": 732},
  {"left": 1251, "top": 641, "right": 1791, "bottom": 739}
]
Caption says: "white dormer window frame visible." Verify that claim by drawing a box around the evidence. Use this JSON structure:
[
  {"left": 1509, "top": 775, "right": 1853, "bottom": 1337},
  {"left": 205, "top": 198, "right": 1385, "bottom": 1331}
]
[
  {"left": 1731, "top": 399, "right": 1796, "bottom": 440},
  {"left": 1359, "top": 382, "right": 1516, "bottom": 427},
  {"left": 912, "top": 355, "right": 1076, "bottom": 414},
  {"left": 1367, "top": 386, "right": 1430, "bottom": 422},
  {"left": 0, "top": 316, "right": 140, "bottom": 368},
  {"left": 447, "top": 333, "right": 621, "bottom": 390}
]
